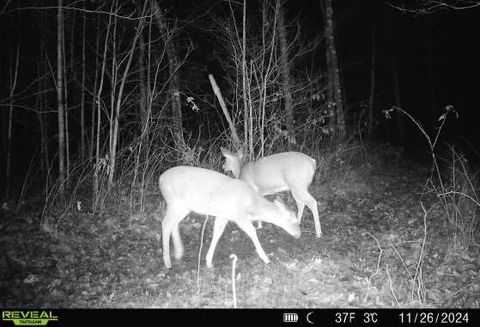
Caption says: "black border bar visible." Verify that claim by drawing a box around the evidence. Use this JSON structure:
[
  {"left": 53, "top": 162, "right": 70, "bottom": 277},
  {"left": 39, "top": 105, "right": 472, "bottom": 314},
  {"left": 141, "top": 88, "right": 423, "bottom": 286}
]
[{"left": 0, "top": 308, "right": 477, "bottom": 327}]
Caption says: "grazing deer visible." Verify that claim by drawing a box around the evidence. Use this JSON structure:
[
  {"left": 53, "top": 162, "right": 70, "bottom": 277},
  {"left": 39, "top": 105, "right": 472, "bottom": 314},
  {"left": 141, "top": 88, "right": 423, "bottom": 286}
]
[
  {"left": 159, "top": 166, "right": 301, "bottom": 269},
  {"left": 221, "top": 148, "right": 321, "bottom": 238}
]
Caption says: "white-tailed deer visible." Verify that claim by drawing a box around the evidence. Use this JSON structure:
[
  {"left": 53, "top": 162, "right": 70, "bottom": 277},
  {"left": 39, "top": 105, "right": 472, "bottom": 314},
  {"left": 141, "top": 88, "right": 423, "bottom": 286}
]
[
  {"left": 220, "top": 148, "right": 321, "bottom": 238},
  {"left": 159, "top": 166, "right": 301, "bottom": 269}
]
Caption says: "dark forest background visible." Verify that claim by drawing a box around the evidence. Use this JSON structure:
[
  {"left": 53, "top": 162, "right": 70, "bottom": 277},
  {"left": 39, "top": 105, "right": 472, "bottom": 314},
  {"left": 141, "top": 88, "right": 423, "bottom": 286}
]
[{"left": 1, "top": 0, "right": 479, "bottom": 211}]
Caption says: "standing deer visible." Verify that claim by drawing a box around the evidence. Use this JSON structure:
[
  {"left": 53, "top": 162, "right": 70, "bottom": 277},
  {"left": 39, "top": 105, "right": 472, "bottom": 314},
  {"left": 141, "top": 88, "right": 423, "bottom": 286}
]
[
  {"left": 159, "top": 166, "right": 301, "bottom": 269},
  {"left": 221, "top": 148, "right": 321, "bottom": 238}
]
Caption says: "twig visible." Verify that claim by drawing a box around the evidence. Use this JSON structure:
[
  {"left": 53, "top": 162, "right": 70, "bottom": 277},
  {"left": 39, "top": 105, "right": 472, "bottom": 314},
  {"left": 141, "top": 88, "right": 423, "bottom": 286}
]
[
  {"left": 412, "top": 202, "right": 429, "bottom": 303},
  {"left": 364, "top": 232, "right": 383, "bottom": 304},
  {"left": 438, "top": 191, "right": 480, "bottom": 208},
  {"left": 385, "top": 264, "right": 400, "bottom": 306}
]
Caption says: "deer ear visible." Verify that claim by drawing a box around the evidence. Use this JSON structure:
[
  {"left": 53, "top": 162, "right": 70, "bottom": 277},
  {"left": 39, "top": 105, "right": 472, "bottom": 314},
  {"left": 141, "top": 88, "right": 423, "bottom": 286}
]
[
  {"left": 275, "top": 196, "right": 285, "bottom": 204},
  {"left": 221, "top": 147, "right": 232, "bottom": 158},
  {"left": 273, "top": 197, "right": 287, "bottom": 209},
  {"left": 237, "top": 148, "right": 245, "bottom": 161}
]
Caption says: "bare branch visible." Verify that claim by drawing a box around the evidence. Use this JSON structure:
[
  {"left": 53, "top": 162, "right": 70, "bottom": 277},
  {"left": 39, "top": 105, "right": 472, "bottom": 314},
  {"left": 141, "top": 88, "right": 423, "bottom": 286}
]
[
  {"left": 3, "top": 3, "right": 150, "bottom": 21},
  {"left": 389, "top": 0, "right": 480, "bottom": 15}
]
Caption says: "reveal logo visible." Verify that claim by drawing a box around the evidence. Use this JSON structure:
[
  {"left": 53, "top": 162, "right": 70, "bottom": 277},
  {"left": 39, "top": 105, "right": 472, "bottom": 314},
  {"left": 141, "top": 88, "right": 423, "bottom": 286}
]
[{"left": 2, "top": 311, "right": 58, "bottom": 326}]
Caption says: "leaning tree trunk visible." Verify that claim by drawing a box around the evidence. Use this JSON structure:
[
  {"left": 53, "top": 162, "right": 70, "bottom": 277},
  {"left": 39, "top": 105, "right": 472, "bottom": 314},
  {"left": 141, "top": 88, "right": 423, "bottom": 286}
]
[
  {"left": 323, "top": 0, "right": 346, "bottom": 141},
  {"left": 277, "top": 0, "right": 295, "bottom": 148},
  {"left": 151, "top": 1, "right": 184, "bottom": 149}
]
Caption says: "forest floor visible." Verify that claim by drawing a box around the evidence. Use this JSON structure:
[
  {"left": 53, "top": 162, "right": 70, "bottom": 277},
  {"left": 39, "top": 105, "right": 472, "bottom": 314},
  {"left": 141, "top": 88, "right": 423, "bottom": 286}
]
[{"left": 1, "top": 151, "right": 479, "bottom": 308}]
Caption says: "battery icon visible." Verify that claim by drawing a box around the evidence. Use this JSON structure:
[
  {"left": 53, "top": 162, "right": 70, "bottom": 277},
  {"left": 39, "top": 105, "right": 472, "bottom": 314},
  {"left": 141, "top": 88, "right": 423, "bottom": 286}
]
[{"left": 283, "top": 313, "right": 298, "bottom": 323}]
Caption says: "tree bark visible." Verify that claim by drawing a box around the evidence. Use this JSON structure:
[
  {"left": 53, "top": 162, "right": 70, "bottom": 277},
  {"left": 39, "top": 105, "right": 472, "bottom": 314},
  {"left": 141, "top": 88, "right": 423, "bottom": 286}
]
[
  {"left": 38, "top": 39, "right": 49, "bottom": 178},
  {"left": 151, "top": 0, "right": 184, "bottom": 149},
  {"left": 138, "top": 33, "right": 147, "bottom": 134},
  {"left": 90, "top": 16, "right": 100, "bottom": 162},
  {"left": 277, "top": 0, "right": 295, "bottom": 148},
  {"left": 80, "top": 4, "right": 86, "bottom": 162},
  {"left": 241, "top": 0, "right": 252, "bottom": 156},
  {"left": 93, "top": 4, "right": 113, "bottom": 210},
  {"left": 56, "top": 0, "right": 65, "bottom": 195},
  {"left": 6, "top": 47, "right": 20, "bottom": 201},
  {"left": 108, "top": 12, "right": 144, "bottom": 187},
  {"left": 37, "top": 8, "right": 49, "bottom": 177},
  {"left": 62, "top": 14, "right": 70, "bottom": 178},
  {"left": 137, "top": 28, "right": 149, "bottom": 165},
  {"left": 323, "top": 0, "right": 346, "bottom": 141}
]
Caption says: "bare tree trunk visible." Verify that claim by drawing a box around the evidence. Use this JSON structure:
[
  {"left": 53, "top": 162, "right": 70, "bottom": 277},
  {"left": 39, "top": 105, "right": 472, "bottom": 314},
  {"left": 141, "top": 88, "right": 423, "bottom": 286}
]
[
  {"left": 277, "top": 0, "right": 295, "bottom": 148},
  {"left": 136, "top": 28, "right": 149, "bottom": 172},
  {"left": 132, "top": 9, "right": 154, "bottom": 215},
  {"left": 62, "top": 14, "right": 70, "bottom": 178},
  {"left": 6, "top": 47, "right": 20, "bottom": 201},
  {"left": 242, "top": 0, "right": 251, "bottom": 155},
  {"left": 107, "top": 12, "right": 119, "bottom": 187},
  {"left": 325, "top": 45, "right": 335, "bottom": 135},
  {"left": 151, "top": 0, "right": 184, "bottom": 149},
  {"left": 90, "top": 16, "right": 100, "bottom": 161},
  {"left": 138, "top": 33, "right": 147, "bottom": 133},
  {"left": 93, "top": 4, "right": 113, "bottom": 209},
  {"left": 323, "top": 0, "right": 346, "bottom": 140},
  {"left": 38, "top": 6, "right": 50, "bottom": 180},
  {"left": 80, "top": 5, "right": 86, "bottom": 162},
  {"left": 37, "top": 43, "right": 49, "bottom": 178},
  {"left": 368, "top": 3, "right": 376, "bottom": 137},
  {"left": 108, "top": 12, "right": 144, "bottom": 187},
  {"left": 37, "top": 69, "right": 49, "bottom": 179},
  {"left": 384, "top": 8, "right": 405, "bottom": 144},
  {"left": 56, "top": 0, "right": 66, "bottom": 195},
  {"left": 258, "top": 0, "right": 278, "bottom": 156}
]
